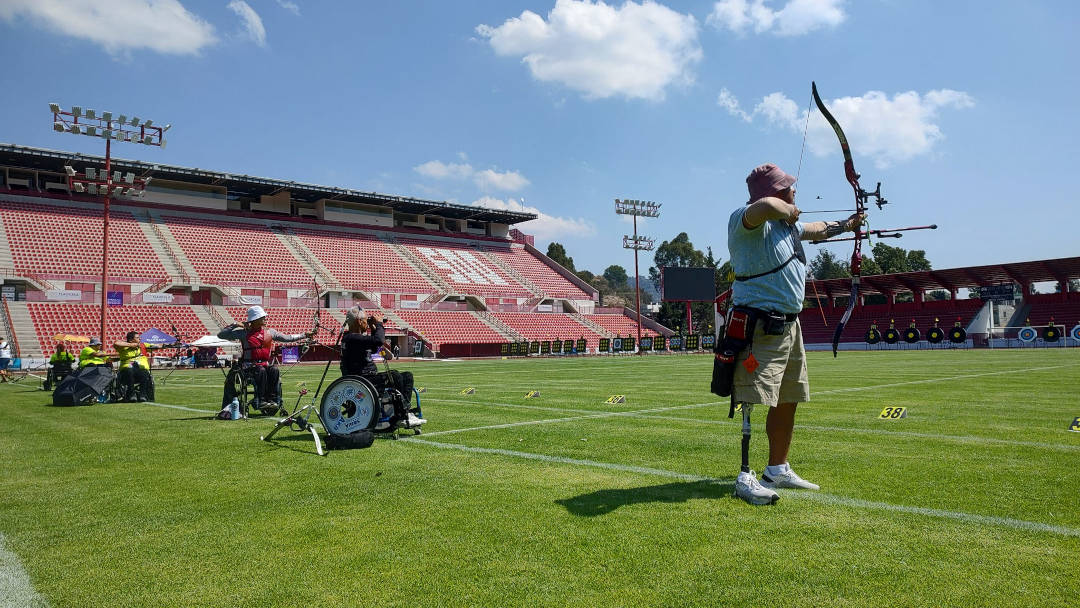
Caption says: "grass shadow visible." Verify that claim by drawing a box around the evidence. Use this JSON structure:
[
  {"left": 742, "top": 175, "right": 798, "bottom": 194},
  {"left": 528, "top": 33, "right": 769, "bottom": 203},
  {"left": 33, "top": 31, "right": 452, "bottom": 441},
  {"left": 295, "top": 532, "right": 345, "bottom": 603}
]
[{"left": 556, "top": 479, "right": 735, "bottom": 516}]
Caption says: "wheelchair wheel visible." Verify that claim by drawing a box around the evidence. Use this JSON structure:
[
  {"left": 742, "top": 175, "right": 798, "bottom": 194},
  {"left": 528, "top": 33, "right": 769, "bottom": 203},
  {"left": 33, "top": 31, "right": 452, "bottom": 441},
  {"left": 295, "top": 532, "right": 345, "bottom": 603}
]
[
  {"left": 320, "top": 376, "right": 379, "bottom": 436},
  {"left": 227, "top": 365, "right": 253, "bottom": 416}
]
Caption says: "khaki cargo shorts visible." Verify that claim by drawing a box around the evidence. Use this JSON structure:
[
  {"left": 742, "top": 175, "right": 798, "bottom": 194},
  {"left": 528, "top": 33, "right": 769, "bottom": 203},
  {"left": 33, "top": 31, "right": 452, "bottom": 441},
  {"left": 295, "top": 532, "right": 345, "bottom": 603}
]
[{"left": 733, "top": 317, "right": 810, "bottom": 407}]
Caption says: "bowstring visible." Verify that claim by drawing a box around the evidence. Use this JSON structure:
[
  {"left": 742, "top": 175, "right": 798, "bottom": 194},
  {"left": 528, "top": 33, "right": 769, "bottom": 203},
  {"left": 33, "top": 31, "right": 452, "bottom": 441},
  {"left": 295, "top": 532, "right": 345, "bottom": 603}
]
[{"left": 796, "top": 85, "right": 829, "bottom": 328}]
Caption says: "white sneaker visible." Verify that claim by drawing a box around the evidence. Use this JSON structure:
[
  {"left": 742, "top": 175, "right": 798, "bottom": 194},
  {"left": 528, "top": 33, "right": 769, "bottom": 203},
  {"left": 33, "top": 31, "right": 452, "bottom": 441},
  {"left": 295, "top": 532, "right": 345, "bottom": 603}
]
[
  {"left": 760, "top": 464, "right": 819, "bottom": 490},
  {"left": 405, "top": 412, "right": 427, "bottom": 427},
  {"left": 735, "top": 470, "right": 779, "bottom": 505}
]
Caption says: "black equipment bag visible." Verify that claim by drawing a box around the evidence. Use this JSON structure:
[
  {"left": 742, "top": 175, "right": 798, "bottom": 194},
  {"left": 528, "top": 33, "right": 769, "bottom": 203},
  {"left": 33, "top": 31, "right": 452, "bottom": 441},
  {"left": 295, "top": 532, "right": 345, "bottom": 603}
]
[
  {"left": 326, "top": 430, "right": 375, "bottom": 450},
  {"left": 53, "top": 366, "right": 115, "bottom": 406},
  {"left": 711, "top": 307, "right": 758, "bottom": 399}
]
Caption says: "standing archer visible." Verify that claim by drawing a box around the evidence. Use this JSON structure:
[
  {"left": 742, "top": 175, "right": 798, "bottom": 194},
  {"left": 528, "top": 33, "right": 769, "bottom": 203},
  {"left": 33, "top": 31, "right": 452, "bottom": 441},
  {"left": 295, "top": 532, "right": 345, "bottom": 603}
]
[{"left": 726, "top": 163, "right": 863, "bottom": 505}]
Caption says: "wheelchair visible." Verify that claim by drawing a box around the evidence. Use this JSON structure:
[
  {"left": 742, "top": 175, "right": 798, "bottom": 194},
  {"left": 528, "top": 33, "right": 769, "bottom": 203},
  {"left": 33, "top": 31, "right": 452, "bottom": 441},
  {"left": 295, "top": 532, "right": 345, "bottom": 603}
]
[
  {"left": 112, "top": 364, "right": 155, "bottom": 402},
  {"left": 42, "top": 364, "right": 74, "bottom": 392},
  {"left": 319, "top": 374, "right": 423, "bottom": 437},
  {"left": 223, "top": 359, "right": 284, "bottom": 417},
  {"left": 263, "top": 373, "right": 424, "bottom": 455}
]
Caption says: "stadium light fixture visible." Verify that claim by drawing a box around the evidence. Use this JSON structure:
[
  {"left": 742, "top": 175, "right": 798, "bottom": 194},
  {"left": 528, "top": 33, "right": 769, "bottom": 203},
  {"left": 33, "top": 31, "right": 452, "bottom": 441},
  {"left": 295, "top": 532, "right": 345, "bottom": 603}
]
[
  {"left": 48, "top": 100, "right": 172, "bottom": 340},
  {"left": 615, "top": 198, "right": 662, "bottom": 355}
]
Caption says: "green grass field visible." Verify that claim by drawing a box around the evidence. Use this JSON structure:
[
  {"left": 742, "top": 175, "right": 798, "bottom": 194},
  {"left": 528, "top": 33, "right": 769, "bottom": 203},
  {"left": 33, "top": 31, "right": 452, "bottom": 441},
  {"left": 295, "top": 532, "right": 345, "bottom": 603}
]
[{"left": 2, "top": 349, "right": 1078, "bottom": 607}]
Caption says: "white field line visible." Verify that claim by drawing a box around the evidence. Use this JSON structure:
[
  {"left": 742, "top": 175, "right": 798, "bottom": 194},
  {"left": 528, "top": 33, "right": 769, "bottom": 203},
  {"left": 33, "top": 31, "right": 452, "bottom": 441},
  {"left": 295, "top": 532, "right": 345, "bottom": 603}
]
[
  {"left": 625, "top": 414, "right": 1080, "bottom": 452},
  {"left": 811, "top": 363, "right": 1079, "bottom": 396},
  {"left": 142, "top": 401, "right": 216, "bottom": 414},
  {"left": 437, "top": 397, "right": 1080, "bottom": 452},
  {"left": 411, "top": 362, "right": 1080, "bottom": 393},
  {"left": 0, "top": 532, "right": 49, "bottom": 608},
  {"left": 138, "top": 402, "right": 327, "bottom": 431},
  {"left": 418, "top": 401, "right": 722, "bottom": 437},
  {"left": 403, "top": 438, "right": 1080, "bottom": 538}
]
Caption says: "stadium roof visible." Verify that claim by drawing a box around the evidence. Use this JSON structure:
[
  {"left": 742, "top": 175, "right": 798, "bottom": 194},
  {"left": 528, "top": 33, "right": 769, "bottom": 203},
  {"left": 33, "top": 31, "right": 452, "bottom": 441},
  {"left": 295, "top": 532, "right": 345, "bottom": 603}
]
[
  {"left": 808, "top": 256, "right": 1080, "bottom": 299},
  {"left": 0, "top": 143, "right": 538, "bottom": 225}
]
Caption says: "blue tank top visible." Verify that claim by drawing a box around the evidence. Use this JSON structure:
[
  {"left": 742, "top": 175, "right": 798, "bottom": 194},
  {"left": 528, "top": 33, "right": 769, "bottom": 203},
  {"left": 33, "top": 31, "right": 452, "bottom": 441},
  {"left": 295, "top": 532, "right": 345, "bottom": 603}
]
[{"left": 727, "top": 207, "right": 807, "bottom": 314}]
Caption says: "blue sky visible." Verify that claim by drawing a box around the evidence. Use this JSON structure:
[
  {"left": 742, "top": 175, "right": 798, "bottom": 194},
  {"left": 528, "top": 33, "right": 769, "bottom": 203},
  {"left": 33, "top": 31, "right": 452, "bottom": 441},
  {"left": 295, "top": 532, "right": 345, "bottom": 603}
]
[{"left": 2, "top": 1, "right": 1077, "bottom": 278}]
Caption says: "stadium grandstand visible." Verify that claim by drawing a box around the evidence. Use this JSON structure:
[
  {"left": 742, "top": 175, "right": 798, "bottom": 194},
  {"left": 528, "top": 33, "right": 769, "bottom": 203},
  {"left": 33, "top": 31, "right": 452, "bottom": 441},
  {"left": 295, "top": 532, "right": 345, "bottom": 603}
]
[
  {"left": 0, "top": 144, "right": 670, "bottom": 364},
  {"left": 1, "top": 143, "right": 1077, "bottom": 366},
  {"left": 800, "top": 257, "right": 1080, "bottom": 350}
]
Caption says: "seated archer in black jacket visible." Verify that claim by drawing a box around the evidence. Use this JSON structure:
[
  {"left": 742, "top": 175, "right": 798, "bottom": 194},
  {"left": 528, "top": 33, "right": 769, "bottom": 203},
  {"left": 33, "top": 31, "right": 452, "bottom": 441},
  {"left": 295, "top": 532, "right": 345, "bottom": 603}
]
[{"left": 340, "top": 308, "right": 423, "bottom": 427}]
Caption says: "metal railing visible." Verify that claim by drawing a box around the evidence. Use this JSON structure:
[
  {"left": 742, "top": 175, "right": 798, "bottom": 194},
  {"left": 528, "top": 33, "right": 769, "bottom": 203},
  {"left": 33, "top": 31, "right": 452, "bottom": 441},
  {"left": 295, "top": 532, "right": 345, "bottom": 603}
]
[{"left": 1, "top": 296, "right": 21, "bottom": 357}]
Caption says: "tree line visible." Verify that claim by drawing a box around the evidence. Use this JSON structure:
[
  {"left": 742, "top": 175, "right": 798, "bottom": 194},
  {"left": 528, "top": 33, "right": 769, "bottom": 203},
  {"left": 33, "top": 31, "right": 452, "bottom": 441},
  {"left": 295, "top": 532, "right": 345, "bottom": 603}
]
[{"left": 546, "top": 235, "right": 936, "bottom": 334}]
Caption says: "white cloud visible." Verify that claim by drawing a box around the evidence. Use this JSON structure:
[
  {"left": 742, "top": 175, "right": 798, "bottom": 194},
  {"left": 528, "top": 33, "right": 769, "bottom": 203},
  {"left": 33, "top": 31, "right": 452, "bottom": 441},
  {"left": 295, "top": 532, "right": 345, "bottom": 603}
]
[
  {"left": 717, "top": 87, "right": 974, "bottom": 167},
  {"left": 476, "top": 0, "right": 702, "bottom": 101},
  {"left": 414, "top": 160, "right": 530, "bottom": 192},
  {"left": 472, "top": 197, "right": 596, "bottom": 240},
  {"left": 227, "top": 0, "right": 265, "bottom": 47},
  {"left": 717, "top": 88, "right": 751, "bottom": 122},
  {"left": 276, "top": 0, "right": 300, "bottom": 16},
  {"left": 474, "top": 169, "right": 530, "bottom": 192},
  {"left": 414, "top": 160, "right": 474, "bottom": 180},
  {"left": 707, "top": 0, "right": 845, "bottom": 37},
  {"left": 0, "top": 0, "right": 216, "bottom": 55}
]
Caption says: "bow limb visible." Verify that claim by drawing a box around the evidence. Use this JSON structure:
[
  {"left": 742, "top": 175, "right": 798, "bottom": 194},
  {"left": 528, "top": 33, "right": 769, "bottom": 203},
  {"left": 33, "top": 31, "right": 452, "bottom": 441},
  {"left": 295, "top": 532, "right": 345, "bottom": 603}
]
[{"left": 813, "top": 81, "right": 869, "bottom": 356}]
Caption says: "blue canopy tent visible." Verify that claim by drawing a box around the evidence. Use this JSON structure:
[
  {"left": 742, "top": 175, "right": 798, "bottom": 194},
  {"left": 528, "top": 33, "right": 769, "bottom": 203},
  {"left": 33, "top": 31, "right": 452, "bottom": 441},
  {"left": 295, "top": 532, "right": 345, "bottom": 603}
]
[{"left": 139, "top": 328, "right": 182, "bottom": 347}]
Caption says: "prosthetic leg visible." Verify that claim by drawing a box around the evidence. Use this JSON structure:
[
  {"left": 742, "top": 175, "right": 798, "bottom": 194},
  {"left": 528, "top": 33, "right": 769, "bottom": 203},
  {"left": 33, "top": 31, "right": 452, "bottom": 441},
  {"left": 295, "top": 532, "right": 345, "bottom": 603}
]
[
  {"left": 740, "top": 402, "right": 753, "bottom": 474},
  {"left": 730, "top": 395, "right": 777, "bottom": 504}
]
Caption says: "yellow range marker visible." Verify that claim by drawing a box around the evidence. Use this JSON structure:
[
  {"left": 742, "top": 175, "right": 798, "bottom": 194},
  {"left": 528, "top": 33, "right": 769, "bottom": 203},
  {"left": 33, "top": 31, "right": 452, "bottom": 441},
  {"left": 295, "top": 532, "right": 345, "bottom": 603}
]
[
  {"left": 605, "top": 395, "right": 625, "bottom": 404},
  {"left": 460, "top": 388, "right": 476, "bottom": 395},
  {"left": 1069, "top": 417, "right": 1080, "bottom": 432},
  {"left": 879, "top": 407, "right": 908, "bottom": 420},
  {"left": 524, "top": 391, "right": 540, "bottom": 399}
]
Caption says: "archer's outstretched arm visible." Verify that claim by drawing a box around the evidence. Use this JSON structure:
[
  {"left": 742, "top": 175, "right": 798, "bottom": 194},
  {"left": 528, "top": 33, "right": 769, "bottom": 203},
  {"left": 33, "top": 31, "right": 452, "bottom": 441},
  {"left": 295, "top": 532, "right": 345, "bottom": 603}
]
[{"left": 801, "top": 212, "right": 865, "bottom": 241}]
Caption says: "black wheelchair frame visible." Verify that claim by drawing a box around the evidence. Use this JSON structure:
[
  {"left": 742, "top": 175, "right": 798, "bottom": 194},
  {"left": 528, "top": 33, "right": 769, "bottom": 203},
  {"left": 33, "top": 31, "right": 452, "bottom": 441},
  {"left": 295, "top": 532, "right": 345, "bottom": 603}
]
[{"left": 223, "top": 359, "right": 284, "bottom": 418}]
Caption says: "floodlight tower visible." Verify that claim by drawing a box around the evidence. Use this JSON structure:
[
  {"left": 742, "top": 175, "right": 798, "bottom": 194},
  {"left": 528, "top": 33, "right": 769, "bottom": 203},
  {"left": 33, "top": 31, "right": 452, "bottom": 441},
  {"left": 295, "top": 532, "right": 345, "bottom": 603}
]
[
  {"left": 615, "top": 199, "right": 660, "bottom": 355},
  {"left": 50, "top": 102, "right": 170, "bottom": 341}
]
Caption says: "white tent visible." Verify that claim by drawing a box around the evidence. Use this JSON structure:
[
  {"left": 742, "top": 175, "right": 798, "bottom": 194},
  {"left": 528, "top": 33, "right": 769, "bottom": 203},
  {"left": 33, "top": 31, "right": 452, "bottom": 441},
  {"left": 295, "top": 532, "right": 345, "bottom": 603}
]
[{"left": 190, "top": 335, "right": 235, "bottom": 348}]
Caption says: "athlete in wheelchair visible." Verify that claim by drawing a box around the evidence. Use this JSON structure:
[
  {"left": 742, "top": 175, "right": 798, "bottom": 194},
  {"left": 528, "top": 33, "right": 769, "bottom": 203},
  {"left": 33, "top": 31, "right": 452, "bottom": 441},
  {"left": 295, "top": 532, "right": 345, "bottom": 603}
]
[
  {"left": 218, "top": 306, "right": 314, "bottom": 417},
  {"left": 113, "top": 331, "right": 154, "bottom": 402},
  {"left": 338, "top": 307, "right": 425, "bottom": 431},
  {"left": 43, "top": 342, "right": 76, "bottom": 391}
]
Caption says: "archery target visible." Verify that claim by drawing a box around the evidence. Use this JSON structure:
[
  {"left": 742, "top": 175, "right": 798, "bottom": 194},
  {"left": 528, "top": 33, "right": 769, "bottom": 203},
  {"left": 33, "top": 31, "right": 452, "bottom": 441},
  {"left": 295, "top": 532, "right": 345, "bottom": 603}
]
[
  {"left": 903, "top": 328, "right": 921, "bottom": 344},
  {"left": 1072, "top": 325, "right": 1080, "bottom": 342},
  {"left": 865, "top": 328, "right": 881, "bottom": 344},
  {"left": 1017, "top": 327, "right": 1037, "bottom": 343},
  {"left": 949, "top": 327, "right": 967, "bottom": 343},
  {"left": 1041, "top": 326, "right": 1060, "bottom": 343},
  {"left": 884, "top": 328, "right": 900, "bottom": 344},
  {"left": 927, "top": 327, "right": 944, "bottom": 344}
]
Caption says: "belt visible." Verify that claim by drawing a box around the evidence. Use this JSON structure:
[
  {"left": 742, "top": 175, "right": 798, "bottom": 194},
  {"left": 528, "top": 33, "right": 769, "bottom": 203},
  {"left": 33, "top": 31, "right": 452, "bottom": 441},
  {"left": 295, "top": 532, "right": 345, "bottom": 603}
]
[{"left": 745, "top": 307, "right": 798, "bottom": 322}]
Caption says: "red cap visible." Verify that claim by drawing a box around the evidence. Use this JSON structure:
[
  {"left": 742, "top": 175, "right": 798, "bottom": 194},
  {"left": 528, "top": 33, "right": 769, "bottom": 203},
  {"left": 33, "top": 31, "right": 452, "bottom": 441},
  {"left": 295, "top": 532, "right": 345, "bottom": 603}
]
[{"left": 746, "top": 163, "right": 796, "bottom": 202}]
